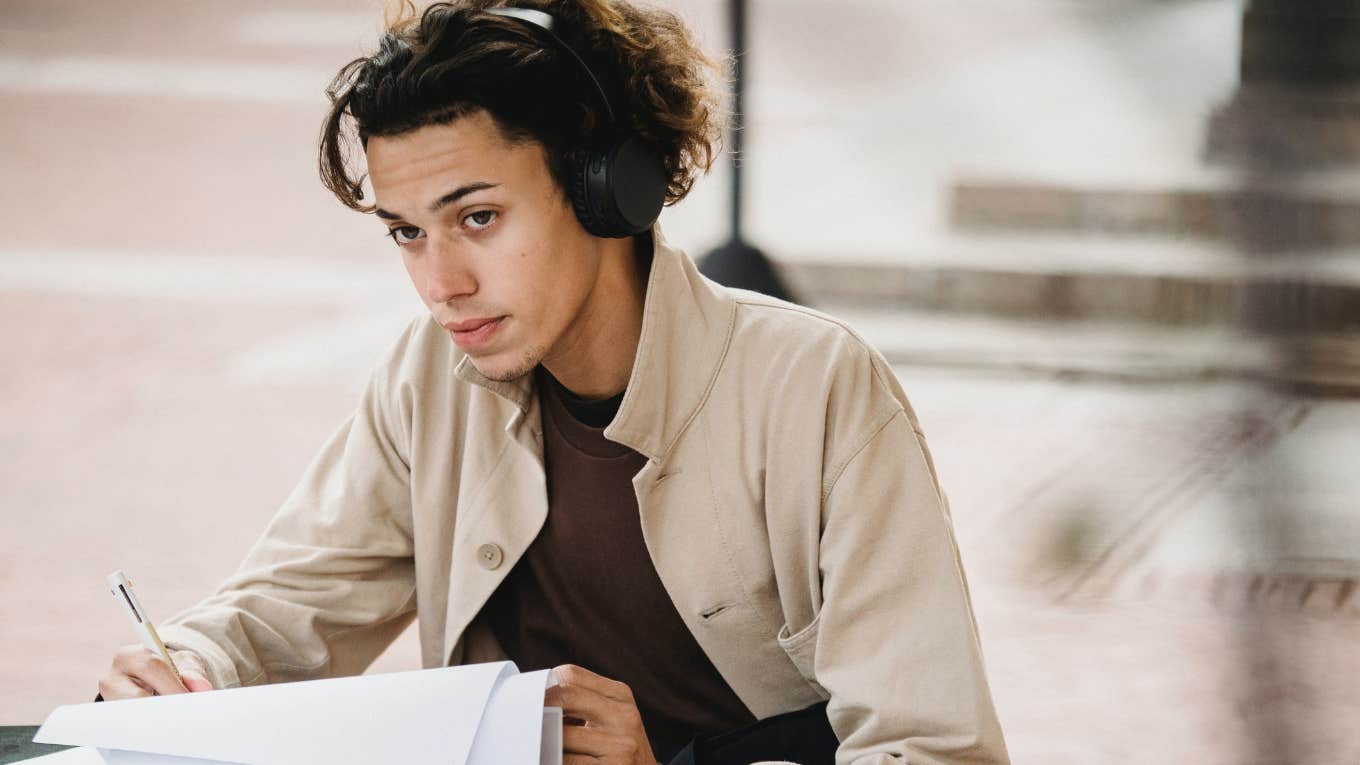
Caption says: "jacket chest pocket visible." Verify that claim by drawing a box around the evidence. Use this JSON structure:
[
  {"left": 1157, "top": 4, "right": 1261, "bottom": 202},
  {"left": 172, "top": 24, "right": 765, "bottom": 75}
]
[
  {"left": 639, "top": 459, "right": 828, "bottom": 716},
  {"left": 642, "top": 497, "right": 783, "bottom": 645},
  {"left": 776, "top": 612, "right": 828, "bottom": 697},
  {"left": 682, "top": 587, "right": 827, "bottom": 717}
]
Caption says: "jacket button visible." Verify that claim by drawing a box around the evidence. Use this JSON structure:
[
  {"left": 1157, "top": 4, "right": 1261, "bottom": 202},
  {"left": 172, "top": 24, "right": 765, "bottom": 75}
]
[{"left": 476, "top": 543, "right": 504, "bottom": 570}]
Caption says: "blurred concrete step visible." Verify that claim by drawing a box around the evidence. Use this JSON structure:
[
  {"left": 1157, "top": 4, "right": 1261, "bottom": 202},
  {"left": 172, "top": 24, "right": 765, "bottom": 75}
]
[
  {"left": 777, "top": 234, "right": 1360, "bottom": 332},
  {"left": 949, "top": 178, "right": 1360, "bottom": 247},
  {"left": 1207, "top": 85, "right": 1360, "bottom": 167},
  {"left": 1121, "top": 572, "right": 1360, "bottom": 619},
  {"left": 826, "top": 304, "right": 1360, "bottom": 394}
]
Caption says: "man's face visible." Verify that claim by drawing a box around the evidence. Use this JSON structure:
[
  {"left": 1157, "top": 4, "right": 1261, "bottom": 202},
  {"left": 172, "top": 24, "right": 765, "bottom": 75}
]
[{"left": 366, "top": 110, "right": 601, "bottom": 382}]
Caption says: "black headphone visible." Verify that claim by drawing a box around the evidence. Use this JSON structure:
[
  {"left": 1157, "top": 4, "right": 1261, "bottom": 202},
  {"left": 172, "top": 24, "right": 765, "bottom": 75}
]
[{"left": 487, "top": 7, "right": 667, "bottom": 239}]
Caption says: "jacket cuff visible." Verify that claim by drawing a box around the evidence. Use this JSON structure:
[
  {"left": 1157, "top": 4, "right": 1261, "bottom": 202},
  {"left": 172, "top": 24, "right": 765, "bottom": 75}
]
[{"left": 157, "top": 624, "right": 243, "bottom": 690}]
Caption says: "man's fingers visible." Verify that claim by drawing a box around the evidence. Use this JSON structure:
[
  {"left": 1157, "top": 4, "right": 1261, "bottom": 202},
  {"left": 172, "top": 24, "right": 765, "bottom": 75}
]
[
  {"left": 98, "top": 674, "right": 153, "bottom": 701},
  {"left": 547, "top": 666, "right": 656, "bottom": 764},
  {"left": 105, "top": 646, "right": 213, "bottom": 698},
  {"left": 545, "top": 683, "right": 624, "bottom": 728},
  {"left": 561, "top": 723, "right": 640, "bottom": 760},
  {"left": 170, "top": 650, "right": 214, "bottom": 692},
  {"left": 113, "top": 646, "right": 187, "bottom": 695},
  {"left": 561, "top": 721, "right": 611, "bottom": 755},
  {"left": 181, "top": 671, "right": 214, "bottom": 692},
  {"left": 110, "top": 644, "right": 148, "bottom": 672},
  {"left": 551, "top": 664, "right": 634, "bottom": 703},
  {"left": 140, "top": 654, "right": 190, "bottom": 695}
]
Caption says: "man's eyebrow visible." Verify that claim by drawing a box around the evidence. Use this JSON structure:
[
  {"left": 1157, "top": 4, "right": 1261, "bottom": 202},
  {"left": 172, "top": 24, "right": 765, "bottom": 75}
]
[{"left": 373, "top": 182, "right": 500, "bottom": 221}]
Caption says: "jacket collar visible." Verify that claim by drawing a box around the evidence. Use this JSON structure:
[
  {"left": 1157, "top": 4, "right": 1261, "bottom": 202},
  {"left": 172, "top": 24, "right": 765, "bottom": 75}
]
[{"left": 454, "top": 224, "right": 735, "bottom": 462}]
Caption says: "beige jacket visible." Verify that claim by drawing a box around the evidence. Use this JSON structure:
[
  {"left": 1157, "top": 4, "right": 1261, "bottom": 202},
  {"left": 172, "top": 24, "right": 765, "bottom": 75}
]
[{"left": 160, "top": 227, "right": 1009, "bottom": 764}]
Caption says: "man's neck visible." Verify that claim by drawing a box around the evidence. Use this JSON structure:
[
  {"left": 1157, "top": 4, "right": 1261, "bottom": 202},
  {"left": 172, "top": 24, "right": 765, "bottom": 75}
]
[{"left": 540, "top": 233, "right": 650, "bottom": 400}]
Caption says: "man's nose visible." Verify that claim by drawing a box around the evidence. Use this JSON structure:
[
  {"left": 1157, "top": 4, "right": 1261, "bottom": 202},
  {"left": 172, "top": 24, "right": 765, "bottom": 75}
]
[{"left": 422, "top": 243, "right": 477, "bottom": 305}]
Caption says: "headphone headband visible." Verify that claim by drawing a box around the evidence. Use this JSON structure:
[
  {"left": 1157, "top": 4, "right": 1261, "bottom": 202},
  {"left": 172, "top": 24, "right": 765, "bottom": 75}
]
[
  {"left": 485, "top": 6, "right": 666, "bottom": 238},
  {"left": 486, "top": 7, "right": 618, "bottom": 125}
]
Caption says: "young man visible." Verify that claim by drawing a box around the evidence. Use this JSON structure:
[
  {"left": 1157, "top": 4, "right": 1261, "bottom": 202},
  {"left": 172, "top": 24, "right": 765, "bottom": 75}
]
[{"left": 99, "top": 2, "right": 1009, "bottom": 763}]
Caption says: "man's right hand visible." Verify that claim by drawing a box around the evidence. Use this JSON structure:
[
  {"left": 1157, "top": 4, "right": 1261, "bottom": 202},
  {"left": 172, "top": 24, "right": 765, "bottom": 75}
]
[{"left": 99, "top": 645, "right": 215, "bottom": 699}]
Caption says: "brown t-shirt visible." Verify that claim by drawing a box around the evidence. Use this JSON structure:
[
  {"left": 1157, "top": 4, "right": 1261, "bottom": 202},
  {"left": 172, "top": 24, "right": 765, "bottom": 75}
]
[{"left": 481, "top": 366, "right": 755, "bottom": 761}]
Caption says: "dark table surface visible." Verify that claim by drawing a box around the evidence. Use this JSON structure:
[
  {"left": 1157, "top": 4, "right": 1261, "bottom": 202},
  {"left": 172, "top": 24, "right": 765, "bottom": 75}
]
[{"left": 0, "top": 727, "right": 69, "bottom": 764}]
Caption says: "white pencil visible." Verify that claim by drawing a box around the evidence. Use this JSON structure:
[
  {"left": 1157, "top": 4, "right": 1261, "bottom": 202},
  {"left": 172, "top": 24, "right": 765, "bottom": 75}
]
[{"left": 106, "top": 570, "right": 187, "bottom": 691}]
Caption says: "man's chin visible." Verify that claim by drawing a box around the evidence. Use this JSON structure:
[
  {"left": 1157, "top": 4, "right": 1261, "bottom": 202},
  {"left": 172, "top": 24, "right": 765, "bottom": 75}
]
[{"left": 463, "top": 346, "right": 542, "bottom": 383}]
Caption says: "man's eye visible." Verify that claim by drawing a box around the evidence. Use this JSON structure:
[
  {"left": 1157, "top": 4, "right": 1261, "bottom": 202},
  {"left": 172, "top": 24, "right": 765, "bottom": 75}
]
[
  {"left": 465, "top": 210, "right": 497, "bottom": 229},
  {"left": 388, "top": 226, "right": 424, "bottom": 245}
]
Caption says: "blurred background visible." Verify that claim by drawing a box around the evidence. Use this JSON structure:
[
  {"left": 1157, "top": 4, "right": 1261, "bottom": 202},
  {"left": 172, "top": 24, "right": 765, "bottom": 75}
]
[{"left": 2, "top": 0, "right": 1358, "bottom": 761}]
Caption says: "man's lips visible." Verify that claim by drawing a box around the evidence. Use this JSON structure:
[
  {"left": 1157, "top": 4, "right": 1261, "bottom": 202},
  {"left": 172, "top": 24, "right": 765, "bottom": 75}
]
[
  {"left": 442, "top": 317, "right": 501, "bottom": 333},
  {"left": 442, "top": 316, "right": 506, "bottom": 351}
]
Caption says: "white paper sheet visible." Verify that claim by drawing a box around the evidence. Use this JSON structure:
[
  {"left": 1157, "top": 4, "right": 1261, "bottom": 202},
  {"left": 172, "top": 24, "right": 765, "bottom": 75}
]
[
  {"left": 540, "top": 708, "right": 563, "bottom": 765},
  {"left": 33, "top": 662, "right": 518, "bottom": 765},
  {"left": 466, "top": 669, "right": 552, "bottom": 765}
]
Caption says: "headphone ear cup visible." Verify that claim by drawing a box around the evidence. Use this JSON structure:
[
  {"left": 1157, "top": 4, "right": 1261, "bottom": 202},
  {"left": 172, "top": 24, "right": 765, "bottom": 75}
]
[
  {"left": 568, "top": 138, "right": 667, "bottom": 238},
  {"left": 603, "top": 136, "right": 666, "bottom": 236},
  {"left": 568, "top": 147, "right": 611, "bottom": 237}
]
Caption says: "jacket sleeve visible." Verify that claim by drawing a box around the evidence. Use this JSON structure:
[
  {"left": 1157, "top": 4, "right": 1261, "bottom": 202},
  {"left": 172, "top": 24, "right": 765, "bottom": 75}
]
[
  {"left": 156, "top": 354, "right": 417, "bottom": 691},
  {"left": 815, "top": 409, "right": 1010, "bottom": 765}
]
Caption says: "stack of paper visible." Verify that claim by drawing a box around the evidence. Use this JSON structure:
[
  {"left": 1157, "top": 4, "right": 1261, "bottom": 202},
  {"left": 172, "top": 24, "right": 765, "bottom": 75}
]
[{"left": 21, "top": 661, "right": 562, "bottom": 765}]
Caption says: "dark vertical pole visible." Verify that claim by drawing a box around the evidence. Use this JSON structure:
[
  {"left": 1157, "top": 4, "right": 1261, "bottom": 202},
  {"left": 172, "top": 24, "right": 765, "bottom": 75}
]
[
  {"left": 698, "top": 0, "right": 797, "bottom": 302},
  {"left": 1206, "top": 0, "right": 1360, "bottom": 167},
  {"left": 1214, "top": 2, "right": 1338, "bottom": 762},
  {"left": 729, "top": 0, "right": 746, "bottom": 243}
]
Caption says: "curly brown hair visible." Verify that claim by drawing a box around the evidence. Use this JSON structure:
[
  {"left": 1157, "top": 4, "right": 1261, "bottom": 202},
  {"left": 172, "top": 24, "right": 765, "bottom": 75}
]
[{"left": 319, "top": 0, "right": 723, "bottom": 214}]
